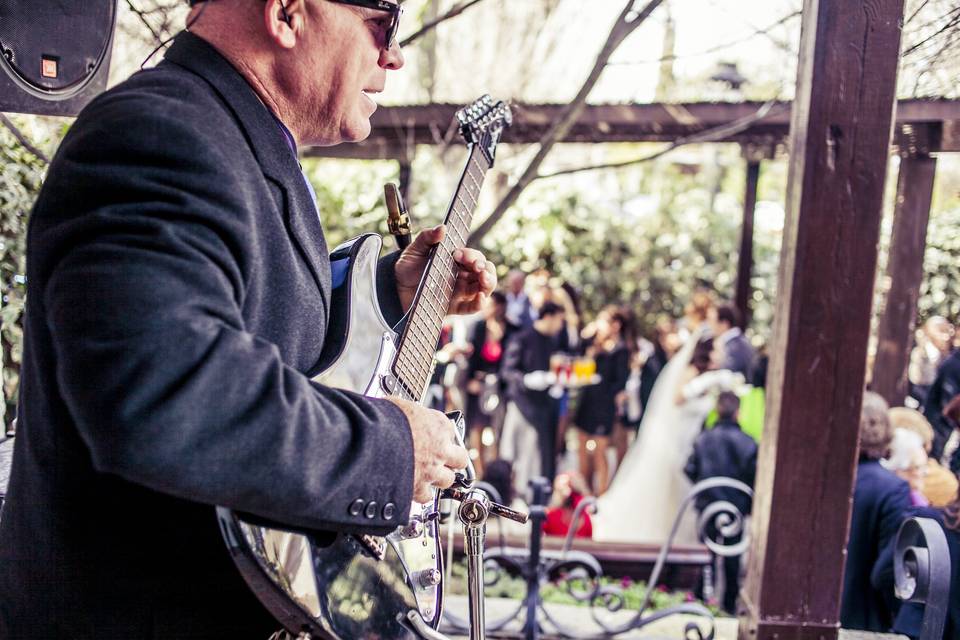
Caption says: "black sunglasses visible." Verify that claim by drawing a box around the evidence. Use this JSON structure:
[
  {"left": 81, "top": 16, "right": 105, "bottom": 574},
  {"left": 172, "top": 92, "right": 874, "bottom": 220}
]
[{"left": 327, "top": 0, "right": 403, "bottom": 49}]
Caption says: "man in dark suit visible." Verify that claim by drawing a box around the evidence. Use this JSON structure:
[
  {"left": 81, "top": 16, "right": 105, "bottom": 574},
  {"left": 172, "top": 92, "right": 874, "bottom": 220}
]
[
  {"left": 499, "top": 302, "right": 566, "bottom": 498},
  {"left": 841, "top": 392, "right": 912, "bottom": 632},
  {"left": 708, "top": 303, "right": 756, "bottom": 378},
  {"left": 923, "top": 348, "right": 960, "bottom": 468},
  {"left": 684, "top": 391, "right": 757, "bottom": 614},
  {"left": 0, "top": 1, "right": 496, "bottom": 637}
]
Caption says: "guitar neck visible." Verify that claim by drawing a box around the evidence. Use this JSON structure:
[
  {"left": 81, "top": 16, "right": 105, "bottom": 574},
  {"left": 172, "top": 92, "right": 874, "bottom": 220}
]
[{"left": 390, "top": 145, "right": 491, "bottom": 401}]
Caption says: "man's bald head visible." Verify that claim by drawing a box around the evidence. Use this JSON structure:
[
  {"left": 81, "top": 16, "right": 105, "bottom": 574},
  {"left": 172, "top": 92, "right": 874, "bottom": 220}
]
[{"left": 186, "top": 0, "right": 404, "bottom": 146}]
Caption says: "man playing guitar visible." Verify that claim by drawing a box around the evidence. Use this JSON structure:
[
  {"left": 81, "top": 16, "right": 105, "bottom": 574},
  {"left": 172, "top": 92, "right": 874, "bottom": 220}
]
[{"left": 0, "top": 1, "right": 496, "bottom": 637}]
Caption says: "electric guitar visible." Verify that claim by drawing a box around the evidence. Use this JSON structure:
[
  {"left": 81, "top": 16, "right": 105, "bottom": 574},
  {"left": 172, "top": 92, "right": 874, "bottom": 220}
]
[{"left": 216, "top": 96, "right": 512, "bottom": 640}]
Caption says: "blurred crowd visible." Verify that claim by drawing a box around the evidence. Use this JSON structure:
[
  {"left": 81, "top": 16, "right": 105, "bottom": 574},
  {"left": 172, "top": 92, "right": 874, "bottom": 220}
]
[{"left": 431, "top": 267, "right": 960, "bottom": 635}]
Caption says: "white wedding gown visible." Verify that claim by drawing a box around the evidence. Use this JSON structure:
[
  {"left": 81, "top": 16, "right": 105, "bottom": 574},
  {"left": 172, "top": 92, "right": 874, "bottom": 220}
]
[{"left": 592, "top": 333, "right": 714, "bottom": 545}]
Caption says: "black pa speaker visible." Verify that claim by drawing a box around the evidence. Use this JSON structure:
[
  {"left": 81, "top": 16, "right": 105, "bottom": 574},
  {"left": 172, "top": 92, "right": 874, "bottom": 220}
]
[{"left": 0, "top": 1, "right": 117, "bottom": 116}]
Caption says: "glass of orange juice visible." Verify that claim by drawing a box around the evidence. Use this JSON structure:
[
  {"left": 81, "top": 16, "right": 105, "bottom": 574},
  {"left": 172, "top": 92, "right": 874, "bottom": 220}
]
[{"left": 573, "top": 357, "right": 596, "bottom": 382}]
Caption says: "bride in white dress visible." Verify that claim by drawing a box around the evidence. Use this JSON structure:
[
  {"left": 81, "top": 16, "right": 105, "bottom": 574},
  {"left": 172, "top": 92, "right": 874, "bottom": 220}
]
[{"left": 592, "top": 330, "right": 724, "bottom": 545}]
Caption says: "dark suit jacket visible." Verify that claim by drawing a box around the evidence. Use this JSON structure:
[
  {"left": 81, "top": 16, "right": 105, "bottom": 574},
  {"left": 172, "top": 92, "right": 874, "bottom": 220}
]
[
  {"left": 840, "top": 460, "right": 912, "bottom": 633},
  {"left": 500, "top": 326, "right": 559, "bottom": 429},
  {"left": 923, "top": 349, "right": 960, "bottom": 463},
  {"left": 683, "top": 420, "right": 757, "bottom": 516},
  {"left": 720, "top": 330, "right": 756, "bottom": 379},
  {"left": 0, "top": 33, "right": 415, "bottom": 638}
]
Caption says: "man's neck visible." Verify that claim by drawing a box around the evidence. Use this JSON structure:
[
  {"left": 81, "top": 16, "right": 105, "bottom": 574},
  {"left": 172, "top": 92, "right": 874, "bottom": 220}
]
[
  {"left": 533, "top": 322, "right": 553, "bottom": 337},
  {"left": 189, "top": 26, "right": 298, "bottom": 145}
]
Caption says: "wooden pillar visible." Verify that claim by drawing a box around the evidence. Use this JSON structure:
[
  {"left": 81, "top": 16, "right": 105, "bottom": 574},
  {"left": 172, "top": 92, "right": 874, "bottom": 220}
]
[
  {"left": 399, "top": 160, "right": 413, "bottom": 206},
  {"left": 871, "top": 127, "right": 939, "bottom": 407},
  {"left": 739, "top": 0, "right": 906, "bottom": 638},
  {"left": 735, "top": 158, "right": 760, "bottom": 328}
]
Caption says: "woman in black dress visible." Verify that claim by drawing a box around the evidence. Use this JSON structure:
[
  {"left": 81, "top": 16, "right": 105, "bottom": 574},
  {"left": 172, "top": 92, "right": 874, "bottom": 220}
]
[
  {"left": 574, "top": 306, "right": 632, "bottom": 494},
  {"left": 464, "top": 291, "right": 508, "bottom": 477}
]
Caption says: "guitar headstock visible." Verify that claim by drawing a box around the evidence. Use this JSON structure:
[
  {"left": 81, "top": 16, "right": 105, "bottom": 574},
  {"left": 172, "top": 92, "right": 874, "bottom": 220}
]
[{"left": 456, "top": 95, "right": 512, "bottom": 167}]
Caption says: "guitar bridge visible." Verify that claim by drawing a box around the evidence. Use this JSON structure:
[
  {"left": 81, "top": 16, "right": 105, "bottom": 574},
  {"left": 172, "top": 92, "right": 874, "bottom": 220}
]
[{"left": 353, "top": 533, "right": 387, "bottom": 561}]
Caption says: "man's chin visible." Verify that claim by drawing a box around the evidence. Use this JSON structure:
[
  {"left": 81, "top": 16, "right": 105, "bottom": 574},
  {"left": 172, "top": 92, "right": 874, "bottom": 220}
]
[{"left": 340, "top": 120, "right": 372, "bottom": 144}]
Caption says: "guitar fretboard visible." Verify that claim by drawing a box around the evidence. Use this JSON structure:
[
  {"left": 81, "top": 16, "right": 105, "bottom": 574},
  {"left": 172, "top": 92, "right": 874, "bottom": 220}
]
[{"left": 390, "top": 146, "right": 491, "bottom": 401}]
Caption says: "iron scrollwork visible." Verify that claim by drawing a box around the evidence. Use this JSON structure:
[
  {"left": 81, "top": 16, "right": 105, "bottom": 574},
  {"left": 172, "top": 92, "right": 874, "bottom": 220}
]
[
  {"left": 442, "top": 476, "right": 753, "bottom": 639},
  {"left": 894, "top": 516, "right": 952, "bottom": 640}
]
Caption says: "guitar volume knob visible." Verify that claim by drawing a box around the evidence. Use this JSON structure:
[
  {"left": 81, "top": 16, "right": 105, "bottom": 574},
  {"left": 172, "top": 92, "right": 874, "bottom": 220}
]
[{"left": 417, "top": 568, "right": 442, "bottom": 588}]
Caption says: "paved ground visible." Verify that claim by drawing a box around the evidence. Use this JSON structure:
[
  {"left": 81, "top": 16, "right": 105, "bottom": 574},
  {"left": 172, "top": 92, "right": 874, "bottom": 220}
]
[
  {"left": 442, "top": 596, "right": 739, "bottom": 639},
  {"left": 442, "top": 597, "right": 907, "bottom": 639}
]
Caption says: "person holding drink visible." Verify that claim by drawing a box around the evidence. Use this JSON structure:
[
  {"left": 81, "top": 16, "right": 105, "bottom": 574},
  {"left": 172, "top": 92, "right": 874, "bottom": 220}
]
[{"left": 573, "top": 306, "right": 634, "bottom": 494}]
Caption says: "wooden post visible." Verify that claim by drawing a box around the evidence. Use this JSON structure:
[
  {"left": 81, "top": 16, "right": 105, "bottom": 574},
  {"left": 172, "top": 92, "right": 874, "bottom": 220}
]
[
  {"left": 399, "top": 160, "right": 413, "bottom": 205},
  {"left": 871, "top": 128, "right": 939, "bottom": 407},
  {"left": 739, "top": 0, "right": 906, "bottom": 638},
  {"left": 735, "top": 158, "right": 760, "bottom": 328}
]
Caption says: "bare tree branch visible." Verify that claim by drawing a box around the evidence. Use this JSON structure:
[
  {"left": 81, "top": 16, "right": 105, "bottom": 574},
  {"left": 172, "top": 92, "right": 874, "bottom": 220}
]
[
  {"left": 905, "top": 0, "right": 932, "bottom": 25},
  {"left": 537, "top": 100, "right": 782, "bottom": 179},
  {"left": 400, "top": 0, "right": 487, "bottom": 48},
  {"left": 0, "top": 115, "right": 50, "bottom": 165},
  {"left": 125, "top": 0, "right": 163, "bottom": 42},
  {"left": 902, "top": 6, "right": 960, "bottom": 56},
  {"left": 468, "top": 0, "right": 667, "bottom": 248},
  {"left": 609, "top": 10, "right": 800, "bottom": 65}
]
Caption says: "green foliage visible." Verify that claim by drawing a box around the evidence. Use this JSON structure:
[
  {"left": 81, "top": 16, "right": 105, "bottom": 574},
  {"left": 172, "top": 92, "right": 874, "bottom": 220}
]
[
  {"left": 919, "top": 205, "right": 960, "bottom": 322},
  {"left": 477, "top": 144, "right": 784, "bottom": 335},
  {"left": 445, "top": 560, "right": 724, "bottom": 615},
  {"left": 1, "top": 119, "right": 47, "bottom": 426},
  {"left": 302, "top": 157, "right": 400, "bottom": 250}
]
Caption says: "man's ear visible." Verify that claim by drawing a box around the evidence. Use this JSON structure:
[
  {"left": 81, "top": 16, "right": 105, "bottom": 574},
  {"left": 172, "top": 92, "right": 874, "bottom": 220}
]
[{"left": 263, "top": 0, "right": 301, "bottom": 49}]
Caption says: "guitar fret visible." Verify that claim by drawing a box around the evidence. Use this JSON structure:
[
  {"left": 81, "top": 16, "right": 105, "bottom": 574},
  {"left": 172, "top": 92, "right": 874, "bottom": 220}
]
[
  {"left": 465, "top": 169, "right": 481, "bottom": 193},
  {"left": 466, "top": 169, "right": 483, "bottom": 194},
  {"left": 455, "top": 193, "right": 470, "bottom": 216},
  {"left": 450, "top": 210, "right": 469, "bottom": 238},
  {"left": 460, "top": 182, "right": 477, "bottom": 203},
  {"left": 470, "top": 155, "right": 487, "bottom": 177}
]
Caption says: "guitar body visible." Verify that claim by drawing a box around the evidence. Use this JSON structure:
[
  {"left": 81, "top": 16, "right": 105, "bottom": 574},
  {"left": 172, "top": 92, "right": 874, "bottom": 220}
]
[
  {"left": 217, "top": 96, "right": 512, "bottom": 640},
  {"left": 218, "top": 234, "right": 443, "bottom": 640}
]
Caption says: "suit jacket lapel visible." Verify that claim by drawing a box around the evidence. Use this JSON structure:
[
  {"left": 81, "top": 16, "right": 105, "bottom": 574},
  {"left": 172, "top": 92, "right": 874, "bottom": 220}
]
[{"left": 162, "top": 32, "right": 331, "bottom": 316}]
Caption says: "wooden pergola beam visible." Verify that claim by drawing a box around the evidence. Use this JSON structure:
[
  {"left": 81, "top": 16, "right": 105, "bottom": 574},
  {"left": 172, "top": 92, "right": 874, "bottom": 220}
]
[
  {"left": 302, "top": 99, "right": 959, "bottom": 158},
  {"left": 740, "top": 0, "right": 906, "bottom": 637}
]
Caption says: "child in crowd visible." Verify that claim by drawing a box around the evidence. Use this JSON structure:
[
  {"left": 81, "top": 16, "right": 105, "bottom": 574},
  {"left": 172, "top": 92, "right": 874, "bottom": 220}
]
[{"left": 543, "top": 472, "right": 593, "bottom": 539}]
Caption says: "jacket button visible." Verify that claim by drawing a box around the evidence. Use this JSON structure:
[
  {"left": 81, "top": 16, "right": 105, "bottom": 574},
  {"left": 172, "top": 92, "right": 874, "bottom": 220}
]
[
  {"left": 349, "top": 499, "right": 365, "bottom": 516},
  {"left": 364, "top": 501, "right": 379, "bottom": 519},
  {"left": 382, "top": 503, "right": 396, "bottom": 520}
]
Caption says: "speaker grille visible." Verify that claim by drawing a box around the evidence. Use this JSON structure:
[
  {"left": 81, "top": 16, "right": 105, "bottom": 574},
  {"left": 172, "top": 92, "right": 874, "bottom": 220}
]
[{"left": 0, "top": 1, "right": 116, "bottom": 96}]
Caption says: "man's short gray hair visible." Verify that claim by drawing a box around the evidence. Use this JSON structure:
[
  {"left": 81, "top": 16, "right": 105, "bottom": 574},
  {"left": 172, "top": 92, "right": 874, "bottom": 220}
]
[{"left": 859, "top": 391, "right": 892, "bottom": 460}]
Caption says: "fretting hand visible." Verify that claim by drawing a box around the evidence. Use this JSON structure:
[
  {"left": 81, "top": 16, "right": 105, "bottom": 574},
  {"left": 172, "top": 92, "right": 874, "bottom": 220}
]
[{"left": 394, "top": 225, "right": 497, "bottom": 315}]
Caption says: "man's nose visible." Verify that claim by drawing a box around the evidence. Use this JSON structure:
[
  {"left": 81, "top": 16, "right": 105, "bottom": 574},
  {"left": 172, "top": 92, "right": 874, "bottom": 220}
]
[{"left": 380, "top": 41, "right": 404, "bottom": 70}]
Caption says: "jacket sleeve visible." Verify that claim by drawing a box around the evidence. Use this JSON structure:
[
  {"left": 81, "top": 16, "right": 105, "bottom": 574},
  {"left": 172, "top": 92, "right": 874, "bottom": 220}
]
[
  {"left": 35, "top": 98, "right": 414, "bottom": 535},
  {"left": 743, "top": 441, "right": 759, "bottom": 488},
  {"left": 611, "top": 347, "right": 631, "bottom": 393},
  {"left": 500, "top": 334, "right": 526, "bottom": 386},
  {"left": 684, "top": 442, "right": 700, "bottom": 483},
  {"left": 869, "top": 482, "right": 912, "bottom": 598}
]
